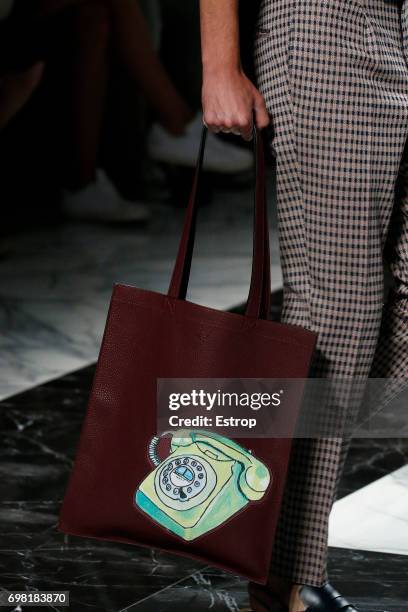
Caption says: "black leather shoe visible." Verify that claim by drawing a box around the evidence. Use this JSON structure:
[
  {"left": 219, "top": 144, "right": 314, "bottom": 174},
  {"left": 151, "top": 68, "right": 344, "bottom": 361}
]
[
  {"left": 299, "top": 583, "right": 358, "bottom": 611},
  {"left": 248, "top": 582, "right": 358, "bottom": 612}
]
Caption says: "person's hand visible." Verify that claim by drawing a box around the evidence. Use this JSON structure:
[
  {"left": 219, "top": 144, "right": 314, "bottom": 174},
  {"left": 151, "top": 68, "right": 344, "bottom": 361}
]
[{"left": 202, "top": 68, "right": 270, "bottom": 141}]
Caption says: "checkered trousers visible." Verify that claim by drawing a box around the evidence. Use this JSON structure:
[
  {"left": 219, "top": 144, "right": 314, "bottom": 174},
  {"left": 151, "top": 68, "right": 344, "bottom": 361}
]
[{"left": 254, "top": 0, "right": 408, "bottom": 586}]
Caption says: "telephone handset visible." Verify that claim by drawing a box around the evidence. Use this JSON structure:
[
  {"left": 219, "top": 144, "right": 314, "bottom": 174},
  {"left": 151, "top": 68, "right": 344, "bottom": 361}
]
[{"left": 135, "top": 430, "right": 271, "bottom": 541}]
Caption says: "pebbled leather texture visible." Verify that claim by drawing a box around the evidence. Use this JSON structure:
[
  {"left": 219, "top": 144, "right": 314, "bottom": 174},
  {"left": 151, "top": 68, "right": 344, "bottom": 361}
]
[
  {"left": 58, "top": 126, "right": 318, "bottom": 585},
  {"left": 299, "top": 583, "right": 358, "bottom": 611}
]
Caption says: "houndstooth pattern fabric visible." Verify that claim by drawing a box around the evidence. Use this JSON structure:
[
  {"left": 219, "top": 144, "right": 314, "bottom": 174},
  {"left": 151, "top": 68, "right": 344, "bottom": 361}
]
[{"left": 254, "top": 0, "right": 408, "bottom": 586}]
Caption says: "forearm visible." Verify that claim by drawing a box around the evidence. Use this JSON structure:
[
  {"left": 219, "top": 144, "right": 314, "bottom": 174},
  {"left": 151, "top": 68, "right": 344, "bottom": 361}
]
[
  {"left": 199, "top": 0, "right": 269, "bottom": 136},
  {"left": 199, "top": 0, "right": 241, "bottom": 75}
]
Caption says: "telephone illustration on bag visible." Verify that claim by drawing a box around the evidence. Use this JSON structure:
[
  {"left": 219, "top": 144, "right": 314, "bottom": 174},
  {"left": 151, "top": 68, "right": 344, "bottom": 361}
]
[{"left": 134, "top": 430, "right": 271, "bottom": 541}]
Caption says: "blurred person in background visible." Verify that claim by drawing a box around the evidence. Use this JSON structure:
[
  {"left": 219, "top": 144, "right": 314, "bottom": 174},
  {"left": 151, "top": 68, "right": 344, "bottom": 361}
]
[
  {"left": 0, "top": 1, "right": 44, "bottom": 130},
  {"left": 0, "top": 0, "right": 253, "bottom": 226}
]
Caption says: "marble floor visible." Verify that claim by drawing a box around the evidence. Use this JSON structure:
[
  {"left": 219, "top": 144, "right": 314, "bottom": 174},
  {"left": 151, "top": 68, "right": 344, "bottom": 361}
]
[
  {"left": 1, "top": 170, "right": 408, "bottom": 611},
  {"left": 1, "top": 363, "right": 407, "bottom": 612},
  {"left": 329, "top": 464, "right": 408, "bottom": 556},
  {"left": 0, "top": 172, "right": 281, "bottom": 401}
]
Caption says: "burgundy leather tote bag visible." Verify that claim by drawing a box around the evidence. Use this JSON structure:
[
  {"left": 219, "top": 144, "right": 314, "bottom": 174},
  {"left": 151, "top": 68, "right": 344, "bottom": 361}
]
[{"left": 58, "top": 127, "right": 318, "bottom": 584}]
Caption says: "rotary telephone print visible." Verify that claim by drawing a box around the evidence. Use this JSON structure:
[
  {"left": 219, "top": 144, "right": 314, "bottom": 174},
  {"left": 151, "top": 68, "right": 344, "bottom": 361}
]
[{"left": 134, "top": 430, "right": 271, "bottom": 541}]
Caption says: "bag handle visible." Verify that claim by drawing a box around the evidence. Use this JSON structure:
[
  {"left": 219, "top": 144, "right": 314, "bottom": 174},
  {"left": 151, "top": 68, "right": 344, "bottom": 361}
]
[{"left": 167, "top": 123, "right": 271, "bottom": 320}]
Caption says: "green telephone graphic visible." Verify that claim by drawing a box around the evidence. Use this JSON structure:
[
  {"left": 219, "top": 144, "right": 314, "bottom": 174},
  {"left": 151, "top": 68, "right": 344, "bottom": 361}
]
[{"left": 134, "top": 430, "right": 271, "bottom": 541}]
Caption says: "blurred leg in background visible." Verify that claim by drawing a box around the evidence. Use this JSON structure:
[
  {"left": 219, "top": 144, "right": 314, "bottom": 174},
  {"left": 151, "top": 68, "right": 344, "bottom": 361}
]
[
  {"left": 59, "top": 0, "right": 150, "bottom": 223},
  {"left": 0, "top": 62, "right": 44, "bottom": 131},
  {"left": 58, "top": 2, "right": 149, "bottom": 223}
]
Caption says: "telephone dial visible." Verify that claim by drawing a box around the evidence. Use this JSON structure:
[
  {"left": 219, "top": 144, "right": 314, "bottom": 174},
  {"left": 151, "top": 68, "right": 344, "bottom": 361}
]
[{"left": 134, "top": 430, "right": 271, "bottom": 541}]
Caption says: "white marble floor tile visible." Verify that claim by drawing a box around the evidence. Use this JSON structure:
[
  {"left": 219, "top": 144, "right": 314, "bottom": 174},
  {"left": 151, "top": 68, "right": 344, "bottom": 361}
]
[
  {"left": 329, "top": 465, "right": 408, "bottom": 555},
  {"left": 1, "top": 180, "right": 281, "bottom": 400}
]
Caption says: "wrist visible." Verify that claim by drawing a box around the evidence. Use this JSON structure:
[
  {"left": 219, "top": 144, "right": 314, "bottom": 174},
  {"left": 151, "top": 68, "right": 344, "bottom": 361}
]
[{"left": 202, "top": 60, "right": 242, "bottom": 79}]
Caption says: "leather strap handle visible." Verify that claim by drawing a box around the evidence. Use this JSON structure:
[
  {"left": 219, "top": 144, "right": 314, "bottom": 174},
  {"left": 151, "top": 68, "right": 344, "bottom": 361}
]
[{"left": 168, "top": 123, "right": 271, "bottom": 320}]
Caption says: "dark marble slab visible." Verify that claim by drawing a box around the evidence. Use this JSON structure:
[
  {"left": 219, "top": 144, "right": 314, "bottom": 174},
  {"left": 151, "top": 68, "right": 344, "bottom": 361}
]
[
  {"left": 336, "top": 437, "right": 408, "bottom": 499},
  {"left": 1, "top": 291, "right": 407, "bottom": 612}
]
